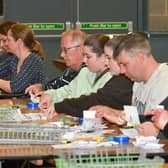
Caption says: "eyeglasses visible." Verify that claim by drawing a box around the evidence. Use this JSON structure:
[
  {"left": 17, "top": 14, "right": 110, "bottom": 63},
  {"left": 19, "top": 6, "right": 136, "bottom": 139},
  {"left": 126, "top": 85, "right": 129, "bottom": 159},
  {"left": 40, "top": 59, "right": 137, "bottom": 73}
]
[{"left": 61, "top": 45, "right": 80, "bottom": 53}]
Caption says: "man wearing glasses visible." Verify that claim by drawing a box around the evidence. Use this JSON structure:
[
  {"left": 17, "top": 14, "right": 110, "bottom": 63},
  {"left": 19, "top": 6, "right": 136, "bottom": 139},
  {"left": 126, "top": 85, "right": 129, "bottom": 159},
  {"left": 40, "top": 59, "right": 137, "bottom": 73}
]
[{"left": 26, "top": 29, "right": 87, "bottom": 94}]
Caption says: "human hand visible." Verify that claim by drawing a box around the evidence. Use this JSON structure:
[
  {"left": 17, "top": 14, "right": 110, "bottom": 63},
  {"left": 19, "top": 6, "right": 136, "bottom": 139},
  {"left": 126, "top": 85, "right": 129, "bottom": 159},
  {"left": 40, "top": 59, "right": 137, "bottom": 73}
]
[
  {"left": 89, "top": 105, "right": 107, "bottom": 123},
  {"left": 145, "top": 109, "right": 168, "bottom": 130},
  {"left": 136, "top": 121, "right": 159, "bottom": 136},
  {"left": 90, "top": 105, "right": 125, "bottom": 125},
  {"left": 39, "top": 93, "right": 52, "bottom": 111},
  {"left": 144, "top": 109, "right": 155, "bottom": 116},
  {"left": 42, "top": 103, "right": 58, "bottom": 121},
  {"left": 25, "top": 84, "right": 43, "bottom": 95},
  {"left": 38, "top": 94, "right": 58, "bottom": 120}
]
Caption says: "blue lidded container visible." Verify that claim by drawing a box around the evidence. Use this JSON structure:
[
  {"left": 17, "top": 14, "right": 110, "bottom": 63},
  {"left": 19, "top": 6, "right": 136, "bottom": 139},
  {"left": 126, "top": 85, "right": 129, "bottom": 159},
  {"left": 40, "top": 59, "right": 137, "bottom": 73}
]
[
  {"left": 113, "top": 135, "right": 129, "bottom": 144},
  {"left": 27, "top": 102, "right": 39, "bottom": 110}
]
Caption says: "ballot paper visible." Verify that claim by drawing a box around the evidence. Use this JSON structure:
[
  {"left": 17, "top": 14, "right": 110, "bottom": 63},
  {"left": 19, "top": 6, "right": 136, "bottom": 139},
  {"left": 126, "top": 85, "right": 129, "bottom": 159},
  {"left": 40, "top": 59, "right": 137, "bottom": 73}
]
[
  {"left": 82, "top": 110, "right": 102, "bottom": 132},
  {"left": 83, "top": 110, "right": 96, "bottom": 119},
  {"left": 23, "top": 113, "right": 47, "bottom": 120},
  {"left": 120, "top": 128, "right": 139, "bottom": 139},
  {"left": 15, "top": 108, "right": 46, "bottom": 121},
  {"left": 124, "top": 105, "right": 140, "bottom": 125},
  {"left": 156, "top": 105, "right": 164, "bottom": 109}
]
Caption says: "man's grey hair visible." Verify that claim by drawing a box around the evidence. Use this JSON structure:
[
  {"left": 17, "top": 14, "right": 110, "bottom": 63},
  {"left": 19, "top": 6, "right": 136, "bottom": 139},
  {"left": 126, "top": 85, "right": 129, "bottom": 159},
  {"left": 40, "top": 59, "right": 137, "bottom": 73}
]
[
  {"left": 113, "top": 32, "right": 152, "bottom": 58},
  {"left": 62, "top": 29, "right": 87, "bottom": 46}
]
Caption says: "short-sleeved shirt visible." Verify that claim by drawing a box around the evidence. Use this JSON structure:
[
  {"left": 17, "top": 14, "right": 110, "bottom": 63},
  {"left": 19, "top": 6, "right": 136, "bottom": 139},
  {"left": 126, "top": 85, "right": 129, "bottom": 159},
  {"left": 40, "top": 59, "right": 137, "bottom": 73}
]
[{"left": 132, "top": 63, "right": 168, "bottom": 115}]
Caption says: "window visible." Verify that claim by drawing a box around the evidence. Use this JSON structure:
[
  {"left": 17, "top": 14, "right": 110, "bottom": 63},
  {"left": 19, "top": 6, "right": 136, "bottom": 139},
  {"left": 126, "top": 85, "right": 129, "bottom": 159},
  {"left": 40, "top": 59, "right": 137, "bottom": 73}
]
[{"left": 148, "top": 0, "right": 168, "bottom": 31}]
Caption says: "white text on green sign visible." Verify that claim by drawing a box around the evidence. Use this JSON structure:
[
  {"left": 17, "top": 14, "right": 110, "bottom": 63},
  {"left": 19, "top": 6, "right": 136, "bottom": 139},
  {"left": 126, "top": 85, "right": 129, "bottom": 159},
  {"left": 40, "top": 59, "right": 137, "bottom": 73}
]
[
  {"left": 25, "top": 23, "right": 64, "bottom": 30},
  {"left": 80, "top": 22, "right": 128, "bottom": 29}
]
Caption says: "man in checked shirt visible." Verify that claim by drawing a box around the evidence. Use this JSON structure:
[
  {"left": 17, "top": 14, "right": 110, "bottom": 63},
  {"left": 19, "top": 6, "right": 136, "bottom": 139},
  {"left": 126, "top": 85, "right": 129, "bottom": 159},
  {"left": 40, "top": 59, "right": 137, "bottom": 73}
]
[{"left": 26, "top": 29, "right": 87, "bottom": 94}]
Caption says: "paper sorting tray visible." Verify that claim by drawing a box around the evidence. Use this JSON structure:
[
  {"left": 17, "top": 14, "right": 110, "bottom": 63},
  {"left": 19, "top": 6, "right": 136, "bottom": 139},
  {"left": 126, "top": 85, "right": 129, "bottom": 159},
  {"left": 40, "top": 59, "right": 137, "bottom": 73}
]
[
  {"left": 55, "top": 147, "right": 164, "bottom": 168},
  {"left": 0, "top": 122, "right": 64, "bottom": 144}
]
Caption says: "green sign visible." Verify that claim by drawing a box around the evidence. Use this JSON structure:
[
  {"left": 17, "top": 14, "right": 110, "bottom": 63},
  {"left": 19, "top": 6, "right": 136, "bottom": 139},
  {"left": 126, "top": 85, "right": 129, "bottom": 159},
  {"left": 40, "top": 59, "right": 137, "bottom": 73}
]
[
  {"left": 25, "top": 23, "right": 64, "bottom": 30},
  {"left": 80, "top": 22, "right": 128, "bottom": 30}
]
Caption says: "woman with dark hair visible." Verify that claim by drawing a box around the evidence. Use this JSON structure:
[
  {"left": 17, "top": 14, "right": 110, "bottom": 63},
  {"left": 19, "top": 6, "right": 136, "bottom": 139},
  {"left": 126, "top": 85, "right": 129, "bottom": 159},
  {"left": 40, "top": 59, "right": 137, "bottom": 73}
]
[
  {"left": 0, "top": 23, "right": 46, "bottom": 93},
  {"left": 39, "top": 33, "right": 112, "bottom": 110},
  {"left": 0, "top": 21, "right": 16, "bottom": 62}
]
